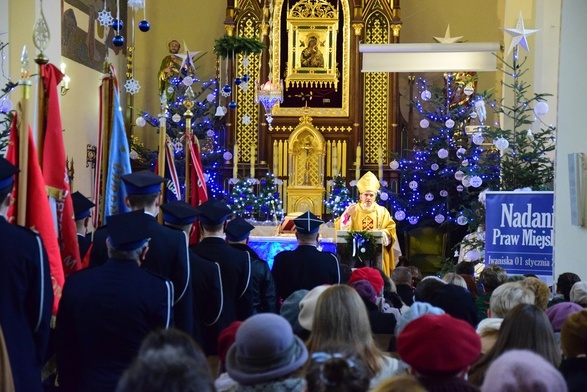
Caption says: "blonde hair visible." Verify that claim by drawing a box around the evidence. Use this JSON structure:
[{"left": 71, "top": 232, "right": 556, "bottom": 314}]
[
  {"left": 306, "top": 285, "right": 387, "bottom": 377},
  {"left": 371, "top": 375, "right": 426, "bottom": 392},
  {"left": 442, "top": 273, "right": 467, "bottom": 289},
  {"left": 522, "top": 277, "right": 551, "bottom": 311},
  {"left": 489, "top": 281, "right": 535, "bottom": 318}
]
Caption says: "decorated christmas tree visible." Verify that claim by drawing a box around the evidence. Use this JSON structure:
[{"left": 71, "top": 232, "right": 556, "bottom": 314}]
[
  {"left": 325, "top": 174, "right": 354, "bottom": 218},
  {"left": 256, "top": 173, "right": 283, "bottom": 221},
  {"left": 228, "top": 177, "right": 258, "bottom": 218}
]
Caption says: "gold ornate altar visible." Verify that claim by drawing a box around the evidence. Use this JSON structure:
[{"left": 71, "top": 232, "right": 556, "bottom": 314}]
[{"left": 286, "top": 113, "right": 325, "bottom": 216}]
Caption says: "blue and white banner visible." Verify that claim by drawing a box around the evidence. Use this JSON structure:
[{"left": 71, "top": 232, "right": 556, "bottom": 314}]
[{"left": 485, "top": 191, "right": 554, "bottom": 285}]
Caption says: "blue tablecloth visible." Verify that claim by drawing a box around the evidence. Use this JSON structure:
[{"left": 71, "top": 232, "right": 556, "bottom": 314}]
[{"left": 248, "top": 236, "right": 337, "bottom": 270}]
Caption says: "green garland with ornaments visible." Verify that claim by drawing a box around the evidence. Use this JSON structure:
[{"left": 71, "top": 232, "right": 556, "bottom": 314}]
[
  {"left": 213, "top": 34, "right": 265, "bottom": 59},
  {"left": 338, "top": 230, "right": 380, "bottom": 268}
]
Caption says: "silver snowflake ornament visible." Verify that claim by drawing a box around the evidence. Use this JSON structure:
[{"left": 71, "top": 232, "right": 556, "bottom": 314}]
[
  {"left": 242, "top": 114, "right": 251, "bottom": 125},
  {"left": 97, "top": 9, "right": 113, "bottom": 27},
  {"left": 238, "top": 81, "right": 249, "bottom": 91},
  {"left": 124, "top": 78, "right": 141, "bottom": 95}
]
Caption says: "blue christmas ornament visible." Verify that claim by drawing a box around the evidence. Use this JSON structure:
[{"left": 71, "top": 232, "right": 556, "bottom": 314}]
[
  {"left": 138, "top": 20, "right": 150, "bottom": 32},
  {"left": 242, "top": 74, "right": 250, "bottom": 83},
  {"left": 246, "top": 205, "right": 254, "bottom": 211},
  {"left": 222, "top": 85, "right": 232, "bottom": 94},
  {"left": 228, "top": 101, "right": 237, "bottom": 109},
  {"left": 234, "top": 77, "right": 242, "bottom": 85},
  {"left": 111, "top": 19, "right": 124, "bottom": 31},
  {"left": 273, "top": 192, "right": 279, "bottom": 198},
  {"left": 112, "top": 35, "right": 125, "bottom": 47},
  {"left": 333, "top": 188, "right": 340, "bottom": 195},
  {"left": 261, "top": 205, "right": 269, "bottom": 212},
  {"left": 260, "top": 180, "right": 267, "bottom": 186}
]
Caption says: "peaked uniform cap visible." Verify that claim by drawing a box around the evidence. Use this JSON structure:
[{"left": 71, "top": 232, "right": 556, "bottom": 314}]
[
  {"left": 121, "top": 170, "right": 165, "bottom": 195},
  {"left": 160, "top": 200, "right": 198, "bottom": 225},
  {"left": 357, "top": 171, "right": 380, "bottom": 194},
  {"left": 195, "top": 199, "right": 233, "bottom": 225},
  {"left": 293, "top": 211, "right": 323, "bottom": 234},
  {"left": 0, "top": 157, "right": 19, "bottom": 190},
  {"left": 225, "top": 217, "right": 255, "bottom": 241},
  {"left": 107, "top": 209, "right": 151, "bottom": 251},
  {"left": 71, "top": 191, "right": 95, "bottom": 220}
]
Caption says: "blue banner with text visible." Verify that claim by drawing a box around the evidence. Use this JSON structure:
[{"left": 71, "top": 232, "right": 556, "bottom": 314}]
[{"left": 485, "top": 191, "right": 554, "bottom": 284}]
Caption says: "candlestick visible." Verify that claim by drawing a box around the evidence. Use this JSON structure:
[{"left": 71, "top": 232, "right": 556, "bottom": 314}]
[
  {"left": 342, "top": 141, "right": 347, "bottom": 176},
  {"left": 378, "top": 145, "right": 383, "bottom": 180},
  {"left": 355, "top": 144, "right": 361, "bottom": 180},
  {"left": 273, "top": 140, "right": 278, "bottom": 174},
  {"left": 233, "top": 142, "right": 239, "bottom": 179},
  {"left": 332, "top": 142, "right": 338, "bottom": 176},
  {"left": 250, "top": 144, "right": 256, "bottom": 178}
]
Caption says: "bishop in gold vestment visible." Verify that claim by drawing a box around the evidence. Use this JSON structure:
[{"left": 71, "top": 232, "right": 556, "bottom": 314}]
[{"left": 334, "top": 171, "right": 401, "bottom": 276}]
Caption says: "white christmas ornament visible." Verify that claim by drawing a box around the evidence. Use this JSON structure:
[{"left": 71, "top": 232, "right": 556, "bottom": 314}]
[
  {"left": 380, "top": 180, "right": 388, "bottom": 187},
  {"left": 239, "top": 82, "right": 249, "bottom": 91},
  {"left": 0, "top": 98, "right": 14, "bottom": 113},
  {"left": 275, "top": 179, "right": 283, "bottom": 185},
  {"left": 395, "top": 211, "right": 406, "bottom": 221},
  {"left": 421, "top": 90, "right": 431, "bottom": 101},
  {"left": 445, "top": 119, "right": 455, "bottom": 129},
  {"left": 349, "top": 180, "right": 358, "bottom": 187},
  {"left": 534, "top": 102, "right": 549, "bottom": 116},
  {"left": 456, "top": 185, "right": 464, "bottom": 192},
  {"left": 465, "top": 249, "right": 481, "bottom": 261},
  {"left": 454, "top": 170, "right": 464, "bottom": 181},
  {"left": 206, "top": 130, "right": 215, "bottom": 137},
  {"left": 437, "top": 149, "right": 449, "bottom": 159},
  {"left": 408, "top": 216, "right": 419, "bottom": 225},
  {"left": 462, "top": 159, "right": 469, "bottom": 167},
  {"left": 380, "top": 193, "right": 389, "bottom": 201},
  {"left": 130, "top": 150, "right": 139, "bottom": 160},
  {"left": 223, "top": 152, "right": 233, "bottom": 161},
  {"left": 462, "top": 176, "right": 471, "bottom": 187},
  {"left": 457, "top": 215, "right": 468, "bottom": 226},
  {"left": 206, "top": 93, "right": 216, "bottom": 103},
  {"left": 456, "top": 147, "right": 466, "bottom": 158},
  {"left": 203, "top": 173, "right": 210, "bottom": 183},
  {"left": 463, "top": 84, "right": 475, "bottom": 96},
  {"left": 440, "top": 190, "right": 448, "bottom": 197},
  {"left": 182, "top": 76, "right": 194, "bottom": 87},
  {"left": 389, "top": 160, "right": 399, "bottom": 170},
  {"left": 334, "top": 196, "right": 341, "bottom": 203},
  {"left": 493, "top": 137, "right": 509, "bottom": 151},
  {"left": 420, "top": 119, "right": 430, "bottom": 129},
  {"left": 124, "top": 78, "right": 141, "bottom": 95},
  {"left": 135, "top": 117, "right": 146, "bottom": 127},
  {"left": 167, "top": 86, "right": 174, "bottom": 94},
  {"left": 474, "top": 100, "right": 487, "bottom": 124},
  {"left": 172, "top": 114, "right": 182, "bottom": 123},
  {"left": 97, "top": 9, "right": 113, "bottom": 26},
  {"left": 435, "top": 214, "right": 445, "bottom": 224},
  {"left": 409, "top": 181, "right": 418, "bottom": 190},
  {"left": 425, "top": 193, "right": 434, "bottom": 201},
  {"left": 128, "top": 0, "right": 145, "bottom": 11},
  {"left": 470, "top": 112, "right": 478, "bottom": 119},
  {"left": 242, "top": 114, "right": 252, "bottom": 125},
  {"left": 327, "top": 180, "right": 334, "bottom": 186},
  {"left": 470, "top": 176, "right": 483, "bottom": 188},
  {"left": 472, "top": 133, "right": 485, "bottom": 145},
  {"left": 527, "top": 129, "right": 533, "bottom": 137},
  {"left": 431, "top": 163, "right": 439, "bottom": 171}
]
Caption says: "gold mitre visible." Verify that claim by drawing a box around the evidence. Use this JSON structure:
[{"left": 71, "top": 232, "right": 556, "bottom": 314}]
[{"left": 357, "top": 171, "right": 380, "bottom": 194}]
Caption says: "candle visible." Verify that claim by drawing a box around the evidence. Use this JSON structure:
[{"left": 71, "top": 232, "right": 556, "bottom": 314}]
[
  {"left": 332, "top": 142, "right": 338, "bottom": 176},
  {"left": 378, "top": 145, "right": 383, "bottom": 180},
  {"left": 233, "top": 142, "right": 239, "bottom": 179},
  {"left": 342, "top": 141, "right": 347, "bottom": 177},
  {"left": 250, "top": 144, "right": 256, "bottom": 178},
  {"left": 355, "top": 144, "right": 361, "bottom": 180},
  {"left": 326, "top": 140, "right": 331, "bottom": 177},
  {"left": 273, "top": 140, "right": 278, "bottom": 174}
]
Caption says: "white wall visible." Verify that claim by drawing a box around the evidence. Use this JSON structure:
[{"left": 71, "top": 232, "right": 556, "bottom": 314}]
[{"left": 553, "top": 0, "right": 587, "bottom": 279}]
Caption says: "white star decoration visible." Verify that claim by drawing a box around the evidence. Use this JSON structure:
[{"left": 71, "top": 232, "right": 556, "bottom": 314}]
[
  {"left": 97, "top": 9, "right": 113, "bottom": 27},
  {"left": 238, "top": 81, "right": 249, "bottom": 91},
  {"left": 124, "top": 78, "right": 141, "bottom": 95},
  {"left": 502, "top": 11, "right": 539, "bottom": 54},
  {"left": 242, "top": 114, "right": 251, "bottom": 125},
  {"left": 433, "top": 25, "right": 463, "bottom": 44}
]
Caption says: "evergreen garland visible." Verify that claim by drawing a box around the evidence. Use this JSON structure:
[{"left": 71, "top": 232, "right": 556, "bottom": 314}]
[{"left": 213, "top": 34, "right": 266, "bottom": 59}]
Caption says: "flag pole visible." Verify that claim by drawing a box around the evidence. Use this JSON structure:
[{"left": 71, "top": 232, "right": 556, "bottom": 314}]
[
  {"left": 16, "top": 46, "right": 31, "bottom": 226},
  {"left": 98, "top": 63, "right": 114, "bottom": 225},
  {"left": 183, "top": 86, "right": 195, "bottom": 203},
  {"left": 33, "top": 0, "right": 50, "bottom": 168},
  {"left": 158, "top": 94, "right": 167, "bottom": 223}
]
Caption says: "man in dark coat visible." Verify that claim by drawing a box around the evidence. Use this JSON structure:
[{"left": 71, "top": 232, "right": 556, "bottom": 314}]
[
  {"left": 190, "top": 199, "right": 253, "bottom": 351},
  {"left": 226, "top": 217, "right": 277, "bottom": 313},
  {"left": 161, "top": 200, "right": 222, "bottom": 355},
  {"left": 71, "top": 191, "right": 94, "bottom": 260},
  {"left": 0, "top": 158, "right": 53, "bottom": 392},
  {"left": 89, "top": 170, "right": 192, "bottom": 334},
  {"left": 272, "top": 211, "right": 341, "bottom": 302},
  {"left": 56, "top": 210, "right": 174, "bottom": 392}
]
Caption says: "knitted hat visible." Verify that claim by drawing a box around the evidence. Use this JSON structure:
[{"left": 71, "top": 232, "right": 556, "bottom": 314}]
[
  {"left": 348, "top": 267, "right": 384, "bottom": 294},
  {"left": 475, "top": 317, "right": 503, "bottom": 335},
  {"left": 397, "top": 314, "right": 481, "bottom": 376},
  {"left": 298, "top": 285, "right": 330, "bottom": 331},
  {"left": 349, "top": 279, "right": 377, "bottom": 304},
  {"left": 561, "top": 308, "right": 587, "bottom": 358},
  {"left": 570, "top": 281, "right": 587, "bottom": 306},
  {"left": 545, "top": 302, "right": 583, "bottom": 332},
  {"left": 356, "top": 171, "right": 380, "bottom": 193},
  {"left": 217, "top": 321, "right": 243, "bottom": 370},
  {"left": 427, "top": 284, "right": 479, "bottom": 327},
  {"left": 395, "top": 301, "right": 445, "bottom": 336},
  {"left": 480, "top": 350, "right": 567, "bottom": 392},
  {"left": 280, "top": 289, "right": 309, "bottom": 336},
  {"left": 226, "top": 313, "right": 308, "bottom": 385}
]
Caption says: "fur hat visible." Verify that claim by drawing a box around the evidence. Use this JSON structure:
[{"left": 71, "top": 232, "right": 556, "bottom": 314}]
[
  {"left": 226, "top": 313, "right": 308, "bottom": 385},
  {"left": 397, "top": 314, "right": 481, "bottom": 376},
  {"left": 298, "top": 285, "right": 330, "bottom": 331},
  {"left": 570, "top": 281, "right": 587, "bottom": 306},
  {"left": 480, "top": 350, "right": 567, "bottom": 392},
  {"left": 349, "top": 279, "right": 377, "bottom": 304},
  {"left": 348, "top": 267, "right": 384, "bottom": 294},
  {"left": 545, "top": 302, "right": 583, "bottom": 332},
  {"left": 561, "top": 308, "right": 587, "bottom": 358}
]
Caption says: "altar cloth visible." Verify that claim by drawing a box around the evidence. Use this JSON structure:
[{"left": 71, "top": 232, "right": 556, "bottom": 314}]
[{"left": 248, "top": 236, "right": 337, "bottom": 270}]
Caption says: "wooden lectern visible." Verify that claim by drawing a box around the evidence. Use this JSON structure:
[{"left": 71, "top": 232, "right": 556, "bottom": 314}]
[{"left": 336, "top": 230, "right": 384, "bottom": 269}]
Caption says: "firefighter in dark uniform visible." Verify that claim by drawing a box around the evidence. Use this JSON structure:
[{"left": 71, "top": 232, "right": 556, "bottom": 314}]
[
  {"left": 160, "top": 200, "right": 222, "bottom": 355},
  {"left": 0, "top": 157, "right": 53, "bottom": 392},
  {"left": 272, "top": 211, "right": 341, "bottom": 303},
  {"left": 225, "top": 217, "right": 277, "bottom": 314},
  {"left": 56, "top": 209, "right": 174, "bottom": 392},
  {"left": 71, "top": 191, "right": 94, "bottom": 260},
  {"left": 89, "top": 170, "right": 192, "bottom": 334},
  {"left": 190, "top": 199, "right": 253, "bottom": 352}
]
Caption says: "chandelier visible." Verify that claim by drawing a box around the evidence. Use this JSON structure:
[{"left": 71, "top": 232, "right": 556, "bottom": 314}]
[{"left": 255, "top": 79, "right": 283, "bottom": 128}]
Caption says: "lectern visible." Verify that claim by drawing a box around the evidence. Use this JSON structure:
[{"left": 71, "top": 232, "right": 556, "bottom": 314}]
[{"left": 336, "top": 230, "right": 384, "bottom": 269}]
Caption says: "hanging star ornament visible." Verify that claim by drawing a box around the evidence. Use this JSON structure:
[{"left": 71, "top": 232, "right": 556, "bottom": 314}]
[
  {"left": 502, "top": 11, "right": 539, "bottom": 54},
  {"left": 97, "top": 9, "right": 113, "bottom": 27},
  {"left": 124, "top": 78, "right": 141, "bottom": 95},
  {"left": 433, "top": 25, "right": 463, "bottom": 44}
]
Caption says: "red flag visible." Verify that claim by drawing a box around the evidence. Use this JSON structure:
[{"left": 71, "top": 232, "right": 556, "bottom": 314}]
[
  {"left": 188, "top": 136, "right": 208, "bottom": 245},
  {"left": 41, "top": 64, "right": 81, "bottom": 275},
  {"left": 6, "top": 115, "right": 65, "bottom": 314}
]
